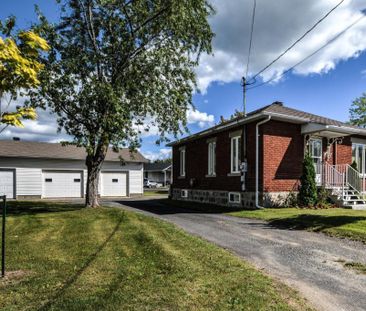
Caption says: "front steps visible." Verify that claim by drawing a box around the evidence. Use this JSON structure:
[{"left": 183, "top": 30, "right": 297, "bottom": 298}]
[{"left": 328, "top": 187, "right": 366, "bottom": 210}]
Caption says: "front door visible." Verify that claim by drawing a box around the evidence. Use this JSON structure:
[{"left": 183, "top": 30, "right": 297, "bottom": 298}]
[{"left": 309, "top": 138, "right": 322, "bottom": 184}]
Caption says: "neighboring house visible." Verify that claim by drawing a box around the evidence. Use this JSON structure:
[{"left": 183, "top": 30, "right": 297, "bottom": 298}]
[
  {"left": 169, "top": 102, "right": 366, "bottom": 209},
  {"left": 0, "top": 140, "right": 148, "bottom": 199},
  {"left": 144, "top": 162, "right": 172, "bottom": 186}
]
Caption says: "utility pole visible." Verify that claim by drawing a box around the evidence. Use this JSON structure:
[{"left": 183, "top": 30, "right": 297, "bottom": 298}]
[{"left": 241, "top": 77, "right": 247, "bottom": 116}]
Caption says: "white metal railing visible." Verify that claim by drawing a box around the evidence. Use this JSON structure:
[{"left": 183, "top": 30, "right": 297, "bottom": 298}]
[{"left": 320, "top": 163, "right": 366, "bottom": 195}]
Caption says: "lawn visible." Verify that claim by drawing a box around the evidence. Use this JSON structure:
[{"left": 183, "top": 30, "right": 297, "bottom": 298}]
[
  {"left": 228, "top": 208, "right": 366, "bottom": 243},
  {"left": 0, "top": 201, "right": 310, "bottom": 311}
]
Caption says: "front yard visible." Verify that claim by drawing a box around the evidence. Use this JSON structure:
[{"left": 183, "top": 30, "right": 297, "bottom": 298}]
[
  {"left": 229, "top": 208, "right": 366, "bottom": 243},
  {"left": 0, "top": 202, "right": 310, "bottom": 311}
]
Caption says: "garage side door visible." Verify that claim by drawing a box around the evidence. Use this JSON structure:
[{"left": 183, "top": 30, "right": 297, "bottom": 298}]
[
  {"left": 101, "top": 172, "right": 127, "bottom": 197},
  {"left": 43, "top": 171, "right": 82, "bottom": 198},
  {"left": 0, "top": 170, "right": 14, "bottom": 198}
]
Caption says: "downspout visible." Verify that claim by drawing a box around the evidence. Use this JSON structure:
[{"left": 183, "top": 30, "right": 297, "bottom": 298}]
[{"left": 256, "top": 116, "right": 271, "bottom": 209}]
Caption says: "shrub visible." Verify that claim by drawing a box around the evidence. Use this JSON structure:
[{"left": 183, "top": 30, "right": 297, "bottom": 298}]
[
  {"left": 351, "top": 160, "right": 358, "bottom": 171},
  {"left": 298, "top": 153, "right": 317, "bottom": 207}
]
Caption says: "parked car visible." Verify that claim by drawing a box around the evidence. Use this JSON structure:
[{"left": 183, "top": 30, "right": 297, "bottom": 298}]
[{"left": 144, "top": 178, "right": 163, "bottom": 188}]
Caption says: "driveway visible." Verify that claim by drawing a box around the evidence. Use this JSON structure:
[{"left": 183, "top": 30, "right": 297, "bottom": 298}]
[{"left": 104, "top": 198, "right": 366, "bottom": 311}]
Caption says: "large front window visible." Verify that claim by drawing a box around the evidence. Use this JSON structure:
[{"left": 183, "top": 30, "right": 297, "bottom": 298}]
[
  {"left": 352, "top": 143, "right": 365, "bottom": 174},
  {"left": 231, "top": 136, "right": 241, "bottom": 173}
]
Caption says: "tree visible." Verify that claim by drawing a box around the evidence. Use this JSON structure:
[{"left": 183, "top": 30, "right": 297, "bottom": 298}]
[
  {"left": 298, "top": 153, "right": 317, "bottom": 207},
  {"left": 31, "top": 0, "right": 214, "bottom": 207},
  {"left": 154, "top": 158, "right": 171, "bottom": 164},
  {"left": 349, "top": 93, "right": 366, "bottom": 128},
  {"left": 0, "top": 18, "right": 49, "bottom": 133}
]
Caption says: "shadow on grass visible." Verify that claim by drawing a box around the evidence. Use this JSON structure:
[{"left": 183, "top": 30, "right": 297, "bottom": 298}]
[
  {"left": 267, "top": 214, "right": 366, "bottom": 232},
  {"left": 37, "top": 214, "right": 125, "bottom": 311},
  {"left": 115, "top": 198, "right": 245, "bottom": 215},
  {"left": 2, "top": 201, "right": 84, "bottom": 216}
]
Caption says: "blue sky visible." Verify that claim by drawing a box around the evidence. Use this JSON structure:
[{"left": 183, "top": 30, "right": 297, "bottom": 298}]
[{"left": 1, "top": 0, "right": 366, "bottom": 160}]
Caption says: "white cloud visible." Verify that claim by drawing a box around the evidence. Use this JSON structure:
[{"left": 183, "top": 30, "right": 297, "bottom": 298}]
[
  {"left": 362, "top": 69, "right": 366, "bottom": 78},
  {"left": 142, "top": 148, "right": 172, "bottom": 162},
  {"left": 196, "top": 0, "right": 366, "bottom": 93},
  {"left": 186, "top": 107, "right": 215, "bottom": 128}
]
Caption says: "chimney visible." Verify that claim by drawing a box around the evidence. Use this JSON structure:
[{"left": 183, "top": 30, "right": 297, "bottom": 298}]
[
  {"left": 272, "top": 101, "right": 283, "bottom": 106},
  {"left": 13, "top": 137, "right": 20, "bottom": 141}
]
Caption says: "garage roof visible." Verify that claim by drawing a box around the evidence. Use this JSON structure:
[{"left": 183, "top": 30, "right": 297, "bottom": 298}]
[{"left": 0, "top": 140, "right": 148, "bottom": 163}]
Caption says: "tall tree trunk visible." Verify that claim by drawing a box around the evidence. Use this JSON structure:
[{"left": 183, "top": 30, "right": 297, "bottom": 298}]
[{"left": 85, "top": 143, "right": 108, "bottom": 208}]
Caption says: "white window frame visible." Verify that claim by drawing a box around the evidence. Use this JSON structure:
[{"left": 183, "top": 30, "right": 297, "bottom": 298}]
[
  {"left": 208, "top": 141, "right": 216, "bottom": 176},
  {"left": 228, "top": 192, "right": 241, "bottom": 203},
  {"left": 179, "top": 147, "right": 186, "bottom": 177},
  {"left": 352, "top": 143, "right": 366, "bottom": 175},
  {"left": 181, "top": 189, "right": 188, "bottom": 198},
  {"left": 231, "top": 136, "right": 241, "bottom": 173}
]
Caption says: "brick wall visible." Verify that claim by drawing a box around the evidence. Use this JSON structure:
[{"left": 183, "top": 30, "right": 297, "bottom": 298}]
[{"left": 261, "top": 120, "right": 303, "bottom": 192}]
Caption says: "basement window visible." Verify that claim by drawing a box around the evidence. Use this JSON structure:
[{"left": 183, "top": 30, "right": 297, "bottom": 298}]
[
  {"left": 112, "top": 179, "right": 119, "bottom": 183},
  {"left": 45, "top": 178, "right": 52, "bottom": 183},
  {"left": 74, "top": 179, "right": 81, "bottom": 183},
  {"left": 181, "top": 189, "right": 188, "bottom": 198},
  {"left": 228, "top": 192, "right": 241, "bottom": 204}
]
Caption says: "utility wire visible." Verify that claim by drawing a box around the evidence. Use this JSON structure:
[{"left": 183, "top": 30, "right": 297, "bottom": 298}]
[
  {"left": 249, "top": 0, "right": 346, "bottom": 82},
  {"left": 245, "top": 0, "right": 257, "bottom": 79},
  {"left": 247, "top": 13, "right": 366, "bottom": 90}
]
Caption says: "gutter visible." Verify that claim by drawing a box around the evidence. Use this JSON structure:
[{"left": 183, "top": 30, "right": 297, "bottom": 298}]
[{"left": 255, "top": 115, "right": 271, "bottom": 209}]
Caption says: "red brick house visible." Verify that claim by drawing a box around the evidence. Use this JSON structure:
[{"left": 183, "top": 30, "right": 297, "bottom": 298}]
[{"left": 168, "top": 102, "right": 366, "bottom": 209}]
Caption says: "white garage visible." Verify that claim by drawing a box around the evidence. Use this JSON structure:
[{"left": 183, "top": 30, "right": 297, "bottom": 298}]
[
  {"left": 0, "top": 170, "right": 15, "bottom": 199},
  {"left": 0, "top": 140, "right": 147, "bottom": 199},
  {"left": 101, "top": 172, "right": 127, "bottom": 197},
  {"left": 43, "top": 171, "right": 83, "bottom": 198}
]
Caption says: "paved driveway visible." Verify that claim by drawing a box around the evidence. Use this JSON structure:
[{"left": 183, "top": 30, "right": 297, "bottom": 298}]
[{"left": 105, "top": 198, "right": 366, "bottom": 311}]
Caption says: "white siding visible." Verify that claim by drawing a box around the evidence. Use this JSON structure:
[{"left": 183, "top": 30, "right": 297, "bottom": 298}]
[
  {"left": 130, "top": 170, "right": 143, "bottom": 194},
  {"left": 16, "top": 168, "right": 42, "bottom": 196},
  {"left": 0, "top": 157, "right": 144, "bottom": 198}
]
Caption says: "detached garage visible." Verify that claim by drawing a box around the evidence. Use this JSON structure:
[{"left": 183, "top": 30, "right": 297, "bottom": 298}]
[{"left": 0, "top": 140, "right": 148, "bottom": 199}]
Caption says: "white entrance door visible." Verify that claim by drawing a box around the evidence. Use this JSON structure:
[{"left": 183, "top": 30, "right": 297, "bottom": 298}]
[
  {"left": 101, "top": 172, "right": 127, "bottom": 197},
  {"left": 309, "top": 138, "right": 322, "bottom": 184},
  {"left": 0, "top": 170, "right": 14, "bottom": 198},
  {"left": 43, "top": 171, "right": 83, "bottom": 198}
]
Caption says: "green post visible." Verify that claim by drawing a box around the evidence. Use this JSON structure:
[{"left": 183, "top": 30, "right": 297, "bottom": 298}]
[{"left": 1, "top": 195, "right": 6, "bottom": 278}]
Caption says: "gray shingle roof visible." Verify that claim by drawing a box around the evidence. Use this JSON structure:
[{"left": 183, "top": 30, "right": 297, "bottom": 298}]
[
  {"left": 144, "top": 162, "right": 171, "bottom": 171},
  {"left": 257, "top": 102, "right": 354, "bottom": 127},
  {"left": 168, "top": 102, "right": 364, "bottom": 146},
  {"left": 0, "top": 140, "right": 148, "bottom": 163}
]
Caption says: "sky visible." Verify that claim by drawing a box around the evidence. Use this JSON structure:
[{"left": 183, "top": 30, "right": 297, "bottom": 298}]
[{"left": 1, "top": 0, "right": 366, "bottom": 161}]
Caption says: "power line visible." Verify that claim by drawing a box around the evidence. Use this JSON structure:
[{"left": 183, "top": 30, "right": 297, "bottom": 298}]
[
  {"left": 247, "top": 13, "right": 366, "bottom": 90},
  {"left": 245, "top": 0, "right": 257, "bottom": 79},
  {"left": 249, "top": 0, "right": 346, "bottom": 82},
  {"left": 242, "top": 0, "right": 257, "bottom": 116}
]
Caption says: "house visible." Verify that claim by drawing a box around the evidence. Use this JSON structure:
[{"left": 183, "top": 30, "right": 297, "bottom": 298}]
[
  {"left": 168, "top": 102, "right": 366, "bottom": 209},
  {"left": 0, "top": 140, "right": 148, "bottom": 199},
  {"left": 144, "top": 162, "right": 172, "bottom": 186}
]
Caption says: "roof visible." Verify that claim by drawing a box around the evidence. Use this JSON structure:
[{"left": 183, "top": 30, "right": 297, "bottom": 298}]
[
  {"left": 0, "top": 140, "right": 148, "bottom": 163},
  {"left": 168, "top": 102, "right": 366, "bottom": 146},
  {"left": 144, "top": 162, "right": 172, "bottom": 171}
]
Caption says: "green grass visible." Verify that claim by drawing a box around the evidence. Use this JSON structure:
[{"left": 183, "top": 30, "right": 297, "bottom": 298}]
[
  {"left": 0, "top": 202, "right": 311, "bottom": 311},
  {"left": 343, "top": 262, "right": 366, "bottom": 274},
  {"left": 228, "top": 208, "right": 366, "bottom": 243}
]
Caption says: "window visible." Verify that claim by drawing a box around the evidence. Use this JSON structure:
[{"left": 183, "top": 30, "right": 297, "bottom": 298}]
[
  {"left": 352, "top": 143, "right": 365, "bottom": 174},
  {"left": 112, "top": 179, "right": 119, "bottom": 183},
  {"left": 231, "top": 136, "right": 241, "bottom": 173},
  {"left": 228, "top": 192, "right": 241, "bottom": 203},
  {"left": 208, "top": 141, "right": 216, "bottom": 176},
  {"left": 45, "top": 178, "right": 52, "bottom": 183},
  {"left": 74, "top": 178, "right": 81, "bottom": 183},
  {"left": 179, "top": 147, "right": 186, "bottom": 177},
  {"left": 181, "top": 189, "right": 188, "bottom": 198},
  {"left": 309, "top": 138, "right": 322, "bottom": 165}
]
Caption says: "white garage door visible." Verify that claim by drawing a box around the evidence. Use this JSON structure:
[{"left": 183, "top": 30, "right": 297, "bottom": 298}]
[
  {"left": 0, "top": 170, "right": 15, "bottom": 198},
  {"left": 43, "top": 171, "right": 82, "bottom": 198},
  {"left": 101, "top": 172, "right": 127, "bottom": 197}
]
